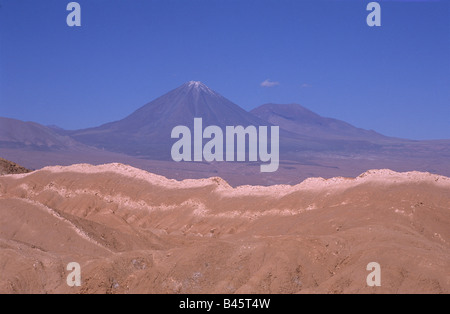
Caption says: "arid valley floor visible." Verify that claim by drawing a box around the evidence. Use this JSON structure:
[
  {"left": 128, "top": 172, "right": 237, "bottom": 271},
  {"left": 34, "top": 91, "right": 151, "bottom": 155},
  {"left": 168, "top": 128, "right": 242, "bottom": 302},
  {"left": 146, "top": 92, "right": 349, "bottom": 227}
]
[{"left": 0, "top": 163, "right": 449, "bottom": 294}]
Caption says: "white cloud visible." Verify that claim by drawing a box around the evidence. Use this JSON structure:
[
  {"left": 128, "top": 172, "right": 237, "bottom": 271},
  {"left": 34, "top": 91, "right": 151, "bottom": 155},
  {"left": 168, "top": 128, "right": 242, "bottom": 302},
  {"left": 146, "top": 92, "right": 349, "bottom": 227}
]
[
  {"left": 301, "top": 83, "right": 312, "bottom": 88},
  {"left": 260, "top": 79, "right": 280, "bottom": 88}
]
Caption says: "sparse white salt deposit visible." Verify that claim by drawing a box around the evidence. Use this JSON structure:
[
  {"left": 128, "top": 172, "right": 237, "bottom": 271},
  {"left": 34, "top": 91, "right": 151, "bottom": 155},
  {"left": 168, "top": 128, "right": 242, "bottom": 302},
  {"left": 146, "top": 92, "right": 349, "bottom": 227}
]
[
  {"left": 40, "top": 163, "right": 221, "bottom": 189},
  {"left": 26, "top": 164, "right": 450, "bottom": 198},
  {"left": 356, "top": 169, "right": 450, "bottom": 187},
  {"left": 2, "top": 172, "right": 35, "bottom": 179},
  {"left": 15, "top": 197, "right": 113, "bottom": 253},
  {"left": 19, "top": 181, "right": 185, "bottom": 213},
  {"left": 216, "top": 169, "right": 450, "bottom": 198},
  {"left": 215, "top": 183, "right": 293, "bottom": 198}
]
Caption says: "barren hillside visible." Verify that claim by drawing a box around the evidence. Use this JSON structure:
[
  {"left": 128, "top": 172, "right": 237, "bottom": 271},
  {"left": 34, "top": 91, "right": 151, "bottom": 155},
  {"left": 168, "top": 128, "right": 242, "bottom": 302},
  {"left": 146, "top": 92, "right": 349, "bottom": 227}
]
[
  {"left": 0, "top": 164, "right": 449, "bottom": 294},
  {"left": 0, "top": 158, "right": 31, "bottom": 175}
]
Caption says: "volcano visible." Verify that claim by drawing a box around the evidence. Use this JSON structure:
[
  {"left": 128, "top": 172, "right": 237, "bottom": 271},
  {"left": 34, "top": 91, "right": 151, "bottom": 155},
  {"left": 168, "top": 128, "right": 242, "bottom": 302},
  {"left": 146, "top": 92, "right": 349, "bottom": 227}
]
[
  {"left": 69, "top": 81, "right": 266, "bottom": 160},
  {"left": 251, "top": 103, "right": 388, "bottom": 141},
  {"left": 2, "top": 81, "right": 450, "bottom": 184}
]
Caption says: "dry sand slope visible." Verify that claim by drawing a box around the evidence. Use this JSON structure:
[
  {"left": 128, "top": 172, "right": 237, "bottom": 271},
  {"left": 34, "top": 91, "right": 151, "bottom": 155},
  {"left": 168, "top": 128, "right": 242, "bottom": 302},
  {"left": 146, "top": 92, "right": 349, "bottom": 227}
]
[{"left": 0, "top": 163, "right": 449, "bottom": 294}]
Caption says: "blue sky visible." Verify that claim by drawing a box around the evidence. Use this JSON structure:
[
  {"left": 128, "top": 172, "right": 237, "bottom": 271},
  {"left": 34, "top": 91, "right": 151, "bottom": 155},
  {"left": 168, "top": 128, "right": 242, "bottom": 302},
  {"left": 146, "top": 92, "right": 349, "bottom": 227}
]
[{"left": 0, "top": 0, "right": 449, "bottom": 139}]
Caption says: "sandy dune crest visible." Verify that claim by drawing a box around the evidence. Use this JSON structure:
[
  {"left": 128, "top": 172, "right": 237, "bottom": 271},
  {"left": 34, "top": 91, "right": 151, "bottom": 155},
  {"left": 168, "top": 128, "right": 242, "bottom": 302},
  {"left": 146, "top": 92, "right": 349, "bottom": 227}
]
[{"left": 0, "top": 163, "right": 449, "bottom": 294}]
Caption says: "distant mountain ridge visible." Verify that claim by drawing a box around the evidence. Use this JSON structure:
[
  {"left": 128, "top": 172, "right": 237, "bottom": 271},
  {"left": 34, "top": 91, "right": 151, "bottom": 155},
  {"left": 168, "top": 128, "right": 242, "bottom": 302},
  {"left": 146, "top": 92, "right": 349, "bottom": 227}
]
[
  {"left": 0, "top": 117, "right": 84, "bottom": 151},
  {"left": 68, "top": 81, "right": 267, "bottom": 159},
  {"left": 251, "top": 103, "right": 388, "bottom": 141},
  {"left": 67, "top": 81, "right": 399, "bottom": 160},
  {"left": 1, "top": 81, "right": 449, "bottom": 184}
]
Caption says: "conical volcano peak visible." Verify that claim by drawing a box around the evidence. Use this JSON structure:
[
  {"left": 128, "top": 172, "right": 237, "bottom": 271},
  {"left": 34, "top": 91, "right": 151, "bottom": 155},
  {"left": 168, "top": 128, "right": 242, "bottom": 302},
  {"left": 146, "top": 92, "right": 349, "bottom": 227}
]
[
  {"left": 69, "top": 81, "right": 266, "bottom": 160},
  {"left": 182, "top": 81, "right": 216, "bottom": 96},
  {"left": 187, "top": 81, "right": 204, "bottom": 87}
]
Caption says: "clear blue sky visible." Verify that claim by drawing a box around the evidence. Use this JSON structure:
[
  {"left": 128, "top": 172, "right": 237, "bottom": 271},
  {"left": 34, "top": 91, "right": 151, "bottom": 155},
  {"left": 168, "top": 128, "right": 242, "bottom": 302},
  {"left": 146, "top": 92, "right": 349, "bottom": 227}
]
[{"left": 0, "top": 0, "right": 449, "bottom": 139}]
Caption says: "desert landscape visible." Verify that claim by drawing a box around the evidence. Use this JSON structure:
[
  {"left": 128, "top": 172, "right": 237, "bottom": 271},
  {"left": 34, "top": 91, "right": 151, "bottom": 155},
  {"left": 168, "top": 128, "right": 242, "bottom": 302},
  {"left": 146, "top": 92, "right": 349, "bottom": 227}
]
[
  {"left": 1, "top": 0, "right": 448, "bottom": 296},
  {"left": 0, "top": 162, "right": 448, "bottom": 294},
  {"left": 2, "top": 82, "right": 449, "bottom": 186}
]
